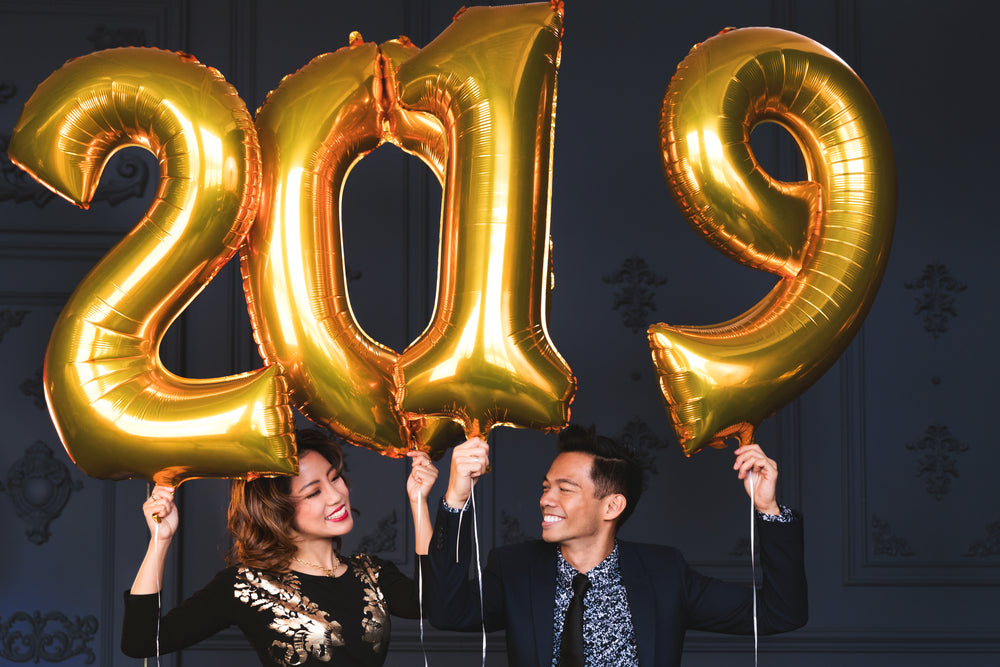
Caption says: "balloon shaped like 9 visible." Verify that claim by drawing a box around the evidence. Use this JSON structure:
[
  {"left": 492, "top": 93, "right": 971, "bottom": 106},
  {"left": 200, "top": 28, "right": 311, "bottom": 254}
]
[
  {"left": 651, "top": 27, "right": 896, "bottom": 456},
  {"left": 8, "top": 48, "right": 296, "bottom": 486}
]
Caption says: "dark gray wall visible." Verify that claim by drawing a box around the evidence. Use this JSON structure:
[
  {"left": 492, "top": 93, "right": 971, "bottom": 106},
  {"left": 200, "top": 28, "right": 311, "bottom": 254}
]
[{"left": 1, "top": 0, "right": 997, "bottom": 665}]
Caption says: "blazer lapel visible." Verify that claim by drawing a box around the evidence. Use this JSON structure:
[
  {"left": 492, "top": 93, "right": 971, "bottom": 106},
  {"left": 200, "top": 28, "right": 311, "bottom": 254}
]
[
  {"left": 530, "top": 546, "right": 557, "bottom": 666},
  {"left": 619, "top": 542, "right": 656, "bottom": 665}
]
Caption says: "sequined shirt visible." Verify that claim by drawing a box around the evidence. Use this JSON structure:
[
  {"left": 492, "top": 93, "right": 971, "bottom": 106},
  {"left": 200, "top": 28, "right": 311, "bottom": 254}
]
[
  {"left": 122, "top": 554, "right": 422, "bottom": 666},
  {"left": 552, "top": 543, "right": 639, "bottom": 666}
]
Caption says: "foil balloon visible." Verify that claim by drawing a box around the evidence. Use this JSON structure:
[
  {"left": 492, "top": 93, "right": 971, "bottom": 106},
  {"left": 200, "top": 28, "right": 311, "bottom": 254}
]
[
  {"left": 243, "top": 36, "right": 463, "bottom": 458},
  {"left": 650, "top": 27, "right": 896, "bottom": 455},
  {"left": 8, "top": 47, "right": 296, "bottom": 485},
  {"left": 392, "top": 2, "right": 576, "bottom": 437}
]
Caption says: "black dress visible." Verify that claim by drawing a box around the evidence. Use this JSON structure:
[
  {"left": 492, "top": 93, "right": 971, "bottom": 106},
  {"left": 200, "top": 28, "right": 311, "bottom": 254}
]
[{"left": 122, "top": 554, "right": 425, "bottom": 666}]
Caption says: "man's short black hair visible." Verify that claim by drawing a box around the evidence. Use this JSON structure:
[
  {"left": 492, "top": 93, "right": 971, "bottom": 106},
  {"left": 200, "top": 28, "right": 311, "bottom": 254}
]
[{"left": 557, "top": 423, "right": 643, "bottom": 529}]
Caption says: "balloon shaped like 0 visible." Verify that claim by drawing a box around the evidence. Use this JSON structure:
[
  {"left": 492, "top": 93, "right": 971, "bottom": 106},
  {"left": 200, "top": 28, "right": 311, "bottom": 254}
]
[
  {"left": 243, "top": 37, "right": 463, "bottom": 458},
  {"left": 8, "top": 48, "right": 296, "bottom": 485},
  {"left": 651, "top": 28, "right": 896, "bottom": 455}
]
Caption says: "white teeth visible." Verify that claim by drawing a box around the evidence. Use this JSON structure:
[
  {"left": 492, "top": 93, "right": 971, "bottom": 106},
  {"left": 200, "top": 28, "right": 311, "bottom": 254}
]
[
  {"left": 328, "top": 506, "right": 347, "bottom": 521},
  {"left": 543, "top": 515, "right": 562, "bottom": 523}
]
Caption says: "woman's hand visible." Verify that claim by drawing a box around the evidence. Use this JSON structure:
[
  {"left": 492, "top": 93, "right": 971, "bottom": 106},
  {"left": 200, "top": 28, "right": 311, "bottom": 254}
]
[
  {"left": 406, "top": 450, "right": 439, "bottom": 504},
  {"left": 733, "top": 444, "right": 780, "bottom": 515},
  {"left": 142, "top": 484, "right": 179, "bottom": 540},
  {"left": 444, "top": 437, "right": 490, "bottom": 509}
]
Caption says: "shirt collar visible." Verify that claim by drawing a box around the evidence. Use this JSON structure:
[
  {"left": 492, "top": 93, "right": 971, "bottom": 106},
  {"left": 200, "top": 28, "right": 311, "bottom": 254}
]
[{"left": 556, "top": 541, "right": 620, "bottom": 588}]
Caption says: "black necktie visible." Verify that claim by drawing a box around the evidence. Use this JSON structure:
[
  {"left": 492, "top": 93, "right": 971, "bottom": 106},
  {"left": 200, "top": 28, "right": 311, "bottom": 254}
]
[{"left": 560, "top": 573, "right": 591, "bottom": 666}]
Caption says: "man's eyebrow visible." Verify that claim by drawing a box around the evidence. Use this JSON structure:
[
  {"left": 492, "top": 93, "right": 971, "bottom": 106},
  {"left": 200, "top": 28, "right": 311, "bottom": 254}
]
[{"left": 543, "top": 475, "right": 581, "bottom": 487}]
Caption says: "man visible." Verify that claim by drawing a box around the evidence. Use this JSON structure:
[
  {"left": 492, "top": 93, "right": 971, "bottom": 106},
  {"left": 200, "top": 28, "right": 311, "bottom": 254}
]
[{"left": 427, "top": 424, "right": 807, "bottom": 666}]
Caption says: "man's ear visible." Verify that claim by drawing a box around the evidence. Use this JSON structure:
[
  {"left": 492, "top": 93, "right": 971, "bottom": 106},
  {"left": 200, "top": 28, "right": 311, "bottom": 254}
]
[{"left": 604, "top": 494, "right": 626, "bottom": 522}]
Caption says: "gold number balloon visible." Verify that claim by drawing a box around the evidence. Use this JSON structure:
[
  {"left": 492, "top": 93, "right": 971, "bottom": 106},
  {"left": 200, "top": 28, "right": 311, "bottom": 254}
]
[
  {"left": 8, "top": 48, "right": 295, "bottom": 485},
  {"left": 651, "top": 28, "right": 896, "bottom": 456},
  {"left": 244, "top": 2, "right": 575, "bottom": 450},
  {"left": 393, "top": 2, "right": 576, "bottom": 437},
  {"left": 243, "top": 37, "right": 462, "bottom": 458}
]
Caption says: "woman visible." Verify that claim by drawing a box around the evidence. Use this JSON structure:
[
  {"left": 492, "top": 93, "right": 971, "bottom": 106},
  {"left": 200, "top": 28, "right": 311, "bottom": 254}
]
[{"left": 122, "top": 428, "right": 439, "bottom": 666}]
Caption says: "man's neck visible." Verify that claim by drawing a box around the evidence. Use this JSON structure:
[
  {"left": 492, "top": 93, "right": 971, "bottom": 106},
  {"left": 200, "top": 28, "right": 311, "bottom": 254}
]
[{"left": 559, "top": 534, "right": 616, "bottom": 574}]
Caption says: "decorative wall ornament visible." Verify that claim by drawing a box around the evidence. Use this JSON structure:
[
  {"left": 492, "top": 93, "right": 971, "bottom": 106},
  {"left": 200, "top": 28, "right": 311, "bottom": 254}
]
[
  {"left": 616, "top": 416, "right": 670, "bottom": 489},
  {"left": 905, "top": 422, "right": 968, "bottom": 500},
  {"left": 965, "top": 518, "right": 1000, "bottom": 557},
  {"left": 602, "top": 255, "right": 667, "bottom": 333},
  {"left": 0, "top": 610, "right": 97, "bottom": 664},
  {"left": 87, "top": 24, "right": 147, "bottom": 49},
  {"left": 19, "top": 368, "right": 46, "bottom": 411},
  {"left": 904, "top": 263, "right": 967, "bottom": 338},
  {"left": 500, "top": 510, "right": 531, "bottom": 545},
  {"left": 0, "top": 441, "right": 83, "bottom": 545},
  {"left": 0, "top": 309, "right": 29, "bottom": 343},
  {"left": 1, "top": 136, "right": 150, "bottom": 207},
  {"left": 355, "top": 510, "right": 397, "bottom": 554},
  {"left": 0, "top": 81, "right": 15, "bottom": 104},
  {"left": 871, "top": 515, "right": 915, "bottom": 557}
]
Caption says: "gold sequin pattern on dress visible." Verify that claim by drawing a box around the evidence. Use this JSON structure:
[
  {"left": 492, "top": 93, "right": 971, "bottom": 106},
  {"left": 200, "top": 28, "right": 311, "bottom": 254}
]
[
  {"left": 234, "top": 567, "right": 344, "bottom": 664},
  {"left": 352, "top": 555, "right": 390, "bottom": 653}
]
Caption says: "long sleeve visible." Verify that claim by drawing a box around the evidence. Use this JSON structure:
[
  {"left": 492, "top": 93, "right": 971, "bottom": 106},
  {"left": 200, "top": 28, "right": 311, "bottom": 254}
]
[
  {"left": 426, "top": 501, "right": 509, "bottom": 632},
  {"left": 368, "top": 554, "right": 432, "bottom": 620},
  {"left": 683, "top": 513, "right": 808, "bottom": 635},
  {"left": 121, "top": 568, "right": 235, "bottom": 658}
]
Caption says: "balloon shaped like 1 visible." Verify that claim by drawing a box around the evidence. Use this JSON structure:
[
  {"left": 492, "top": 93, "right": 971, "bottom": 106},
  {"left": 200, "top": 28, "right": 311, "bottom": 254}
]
[
  {"left": 651, "top": 28, "right": 896, "bottom": 456},
  {"left": 393, "top": 2, "right": 576, "bottom": 437},
  {"left": 8, "top": 48, "right": 296, "bottom": 485},
  {"left": 244, "top": 37, "right": 463, "bottom": 458}
]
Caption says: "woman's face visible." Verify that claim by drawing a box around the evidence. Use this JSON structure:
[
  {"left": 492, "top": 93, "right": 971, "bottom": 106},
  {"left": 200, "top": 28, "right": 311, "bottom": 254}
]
[{"left": 289, "top": 450, "right": 353, "bottom": 541}]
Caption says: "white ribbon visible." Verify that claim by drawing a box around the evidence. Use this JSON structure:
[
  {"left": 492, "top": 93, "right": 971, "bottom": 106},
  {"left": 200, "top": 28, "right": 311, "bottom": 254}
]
[
  {"left": 749, "top": 470, "right": 758, "bottom": 667},
  {"left": 416, "top": 496, "right": 430, "bottom": 667},
  {"left": 455, "top": 487, "right": 487, "bottom": 667}
]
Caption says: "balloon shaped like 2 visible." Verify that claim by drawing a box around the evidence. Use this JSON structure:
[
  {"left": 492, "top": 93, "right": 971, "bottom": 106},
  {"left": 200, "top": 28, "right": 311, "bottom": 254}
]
[
  {"left": 8, "top": 48, "right": 296, "bottom": 485},
  {"left": 393, "top": 3, "right": 576, "bottom": 438},
  {"left": 651, "top": 28, "right": 896, "bottom": 456}
]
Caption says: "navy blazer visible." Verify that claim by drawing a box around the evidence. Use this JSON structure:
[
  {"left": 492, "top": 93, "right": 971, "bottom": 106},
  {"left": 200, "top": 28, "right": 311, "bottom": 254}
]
[{"left": 427, "top": 504, "right": 807, "bottom": 666}]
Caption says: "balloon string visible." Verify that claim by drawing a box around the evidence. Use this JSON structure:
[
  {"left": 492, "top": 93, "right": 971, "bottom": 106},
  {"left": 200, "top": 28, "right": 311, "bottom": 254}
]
[
  {"left": 416, "top": 496, "right": 429, "bottom": 667},
  {"left": 749, "top": 470, "right": 758, "bottom": 667},
  {"left": 146, "top": 483, "right": 162, "bottom": 667},
  {"left": 470, "top": 489, "right": 486, "bottom": 667}
]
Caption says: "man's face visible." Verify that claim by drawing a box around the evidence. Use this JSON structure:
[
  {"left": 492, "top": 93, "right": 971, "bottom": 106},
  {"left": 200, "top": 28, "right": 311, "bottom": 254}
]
[{"left": 539, "top": 451, "right": 609, "bottom": 545}]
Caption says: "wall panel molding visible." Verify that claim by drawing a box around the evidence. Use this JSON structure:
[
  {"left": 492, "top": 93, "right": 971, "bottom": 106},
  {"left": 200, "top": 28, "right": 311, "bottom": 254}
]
[{"left": 843, "top": 331, "right": 1000, "bottom": 586}]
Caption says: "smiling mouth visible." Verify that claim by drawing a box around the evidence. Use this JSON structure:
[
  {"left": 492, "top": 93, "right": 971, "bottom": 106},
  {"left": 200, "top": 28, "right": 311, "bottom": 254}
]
[
  {"left": 542, "top": 514, "right": 563, "bottom": 526},
  {"left": 327, "top": 505, "right": 349, "bottom": 522}
]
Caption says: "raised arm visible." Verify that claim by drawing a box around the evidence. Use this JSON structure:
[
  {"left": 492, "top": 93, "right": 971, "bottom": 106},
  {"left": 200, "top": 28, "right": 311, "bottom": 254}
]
[{"left": 130, "top": 484, "right": 178, "bottom": 595}]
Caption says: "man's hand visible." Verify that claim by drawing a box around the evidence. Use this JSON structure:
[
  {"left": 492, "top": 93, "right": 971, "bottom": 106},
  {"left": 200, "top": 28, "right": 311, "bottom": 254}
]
[
  {"left": 445, "top": 437, "right": 490, "bottom": 509},
  {"left": 733, "top": 444, "right": 780, "bottom": 515}
]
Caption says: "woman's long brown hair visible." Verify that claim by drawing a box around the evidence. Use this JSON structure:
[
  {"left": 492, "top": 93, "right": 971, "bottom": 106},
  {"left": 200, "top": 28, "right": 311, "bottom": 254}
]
[{"left": 226, "top": 428, "right": 348, "bottom": 571}]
